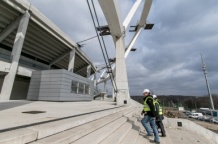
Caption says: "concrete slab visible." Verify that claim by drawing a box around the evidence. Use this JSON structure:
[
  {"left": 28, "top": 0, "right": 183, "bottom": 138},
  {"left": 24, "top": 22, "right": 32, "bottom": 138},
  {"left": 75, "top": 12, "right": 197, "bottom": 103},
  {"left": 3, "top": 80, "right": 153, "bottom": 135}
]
[
  {"left": 0, "top": 100, "right": 34, "bottom": 111},
  {"left": 0, "top": 100, "right": 119, "bottom": 131}
]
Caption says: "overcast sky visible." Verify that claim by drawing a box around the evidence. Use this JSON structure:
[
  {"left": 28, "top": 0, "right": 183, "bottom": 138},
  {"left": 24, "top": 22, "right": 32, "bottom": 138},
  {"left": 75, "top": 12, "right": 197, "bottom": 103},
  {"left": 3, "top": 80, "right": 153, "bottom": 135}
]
[{"left": 29, "top": 0, "right": 218, "bottom": 96}]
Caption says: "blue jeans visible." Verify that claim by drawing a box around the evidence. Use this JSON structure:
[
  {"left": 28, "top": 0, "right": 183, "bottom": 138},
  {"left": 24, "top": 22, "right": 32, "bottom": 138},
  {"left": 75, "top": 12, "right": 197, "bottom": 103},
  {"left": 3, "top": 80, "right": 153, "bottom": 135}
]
[{"left": 141, "top": 114, "right": 160, "bottom": 142}]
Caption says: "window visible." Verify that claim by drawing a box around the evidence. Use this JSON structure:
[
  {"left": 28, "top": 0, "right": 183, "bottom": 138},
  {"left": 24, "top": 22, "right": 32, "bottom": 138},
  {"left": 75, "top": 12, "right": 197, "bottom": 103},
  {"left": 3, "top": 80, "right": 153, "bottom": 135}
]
[
  {"left": 71, "top": 81, "right": 78, "bottom": 93},
  {"left": 85, "top": 84, "right": 90, "bottom": 95},
  {"left": 78, "top": 83, "right": 85, "bottom": 94},
  {"left": 71, "top": 80, "right": 90, "bottom": 95}
]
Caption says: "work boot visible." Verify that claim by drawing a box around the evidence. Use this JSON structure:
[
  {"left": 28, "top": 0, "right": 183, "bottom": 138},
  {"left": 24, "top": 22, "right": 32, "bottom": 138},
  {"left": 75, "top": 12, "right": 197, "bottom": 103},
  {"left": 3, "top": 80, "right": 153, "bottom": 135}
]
[
  {"left": 149, "top": 140, "right": 160, "bottom": 144},
  {"left": 144, "top": 134, "right": 153, "bottom": 138}
]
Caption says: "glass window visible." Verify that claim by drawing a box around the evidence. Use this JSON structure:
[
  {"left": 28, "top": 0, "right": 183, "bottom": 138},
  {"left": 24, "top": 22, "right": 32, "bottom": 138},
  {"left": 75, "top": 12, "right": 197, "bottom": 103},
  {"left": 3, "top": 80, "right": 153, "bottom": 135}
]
[
  {"left": 71, "top": 81, "right": 78, "bottom": 93},
  {"left": 78, "top": 83, "right": 85, "bottom": 94},
  {"left": 85, "top": 84, "right": 90, "bottom": 95}
]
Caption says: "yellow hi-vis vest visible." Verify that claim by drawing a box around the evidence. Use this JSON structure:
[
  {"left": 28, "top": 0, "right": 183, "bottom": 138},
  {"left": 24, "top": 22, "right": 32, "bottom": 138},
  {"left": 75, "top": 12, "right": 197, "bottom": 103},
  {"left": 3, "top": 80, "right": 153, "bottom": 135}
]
[
  {"left": 154, "top": 99, "right": 163, "bottom": 115},
  {"left": 143, "top": 96, "right": 153, "bottom": 112}
]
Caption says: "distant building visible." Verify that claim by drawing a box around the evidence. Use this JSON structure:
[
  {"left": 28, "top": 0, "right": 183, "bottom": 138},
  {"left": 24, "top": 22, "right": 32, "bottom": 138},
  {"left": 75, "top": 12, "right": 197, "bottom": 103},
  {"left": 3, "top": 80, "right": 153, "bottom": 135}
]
[
  {"left": 199, "top": 108, "right": 218, "bottom": 117},
  {"left": 178, "top": 107, "right": 184, "bottom": 111}
]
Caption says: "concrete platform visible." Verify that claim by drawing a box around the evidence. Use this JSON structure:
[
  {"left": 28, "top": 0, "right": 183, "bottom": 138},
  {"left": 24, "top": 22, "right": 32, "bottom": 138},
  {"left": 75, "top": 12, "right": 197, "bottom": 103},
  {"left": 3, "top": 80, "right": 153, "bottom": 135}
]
[
  {"left": 0, "top": 99, "right": 117, "bottom": 131},
  {"left": 167, "top": 128, "right": 211, "bottom": 144}
]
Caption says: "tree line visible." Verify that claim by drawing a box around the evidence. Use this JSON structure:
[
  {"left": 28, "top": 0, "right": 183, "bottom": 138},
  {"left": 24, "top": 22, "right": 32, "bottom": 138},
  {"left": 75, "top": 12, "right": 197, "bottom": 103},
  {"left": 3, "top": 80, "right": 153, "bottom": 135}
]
[{"left": 131, "top": 94, "right": 218, "bottom": 110}]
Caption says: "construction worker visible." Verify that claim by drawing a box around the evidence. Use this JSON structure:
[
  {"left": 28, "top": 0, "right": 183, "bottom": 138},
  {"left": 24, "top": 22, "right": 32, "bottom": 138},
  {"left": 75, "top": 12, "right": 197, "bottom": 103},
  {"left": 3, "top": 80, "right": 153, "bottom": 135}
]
[
  {"left": 153, "top": 95, "right": 166, "bottom": 137},
  {"left": 141, "top": 89, "right": 160, "bottom": 144}
]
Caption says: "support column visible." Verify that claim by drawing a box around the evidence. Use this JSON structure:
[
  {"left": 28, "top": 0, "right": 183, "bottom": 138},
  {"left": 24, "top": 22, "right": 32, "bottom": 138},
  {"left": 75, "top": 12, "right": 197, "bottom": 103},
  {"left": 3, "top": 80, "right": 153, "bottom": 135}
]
[
  {"left": 115, "top": 36, "right": 130, "bottom": 105},
  {"left": 104, "top": 81, "right": 107, "bottom": 92},
  {"left": 0, "top": 11, "right": 30, "bottom": 100},
  {"left": 0, "top": 15, "right": 23, "bottom": 43},
  {"left": 68, "top": 49, "right": 75, "bottom": 72},
  {"left": 87, "top": 65, "right": 91, "bottom": 78},
  {"left": 93, "top": 72, "right": 97, "bottom": 87}
]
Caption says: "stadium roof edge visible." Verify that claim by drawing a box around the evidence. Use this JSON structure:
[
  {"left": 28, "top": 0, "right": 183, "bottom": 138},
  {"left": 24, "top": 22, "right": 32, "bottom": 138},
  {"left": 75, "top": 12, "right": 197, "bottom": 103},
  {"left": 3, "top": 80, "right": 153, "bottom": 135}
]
[{"left": 2, "top": 0, "right": 96, "bottom": 72}]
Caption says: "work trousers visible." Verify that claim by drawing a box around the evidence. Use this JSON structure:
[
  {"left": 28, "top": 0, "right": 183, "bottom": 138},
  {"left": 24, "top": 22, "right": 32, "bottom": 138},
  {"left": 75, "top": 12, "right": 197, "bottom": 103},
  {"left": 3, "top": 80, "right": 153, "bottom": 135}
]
[
  {"left": 141, "top": 114, "right": 160, "bottom": 142},
  {"left": 156, "top": 120, "right": 166, "bottom": 136}
]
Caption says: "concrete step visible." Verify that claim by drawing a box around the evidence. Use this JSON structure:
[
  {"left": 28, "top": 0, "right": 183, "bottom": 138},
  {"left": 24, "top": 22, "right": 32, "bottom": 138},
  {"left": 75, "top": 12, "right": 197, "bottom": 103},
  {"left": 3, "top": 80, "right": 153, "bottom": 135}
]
[
  {"left": 123, "top": 108, "right": 137, "bottom": 119},
  {"left": 72, "top": 117, "right": 128, "bottom": 144},
  {"left": 135, "top": 135, "right": 149, "bottom": 144},
  {"left": 0, "top": 128, "right": 37, "bottom": 144},
  {"left": 99, "top": 122, "right": 132, "bottom": 144},
  {"left": 128, "top": 116, "right": 138, "bottom": 124},
  {"left": 0, "top": 106, "right": 131, "bottom": 144},
  {"left": 120, "top": 129, "right": 139, "bottom": 144},
  {"left": 30, "top": 108, "right": 135, "bottom": 144},
  {"left": 134, "top": 118, "right": 144, "bottom": 132},
  {"left": 28, "top": 106, "right": 130, "bottom": 139}
]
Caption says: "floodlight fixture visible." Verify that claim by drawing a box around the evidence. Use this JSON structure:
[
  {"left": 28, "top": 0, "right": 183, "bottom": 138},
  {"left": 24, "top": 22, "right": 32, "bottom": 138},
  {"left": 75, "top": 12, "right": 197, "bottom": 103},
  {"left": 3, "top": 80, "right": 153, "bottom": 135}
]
[
  {"left": 130, "top": 48, "right": 137, "bottom": 51},
  {"left": 144, "top": 23, "right": 154, "bottom": 30},
  {"left": 108, "top": 58, "right": 116, "bottom": 63},
  {"left": 96, "top": 25, "right": 111, "bottom": 36}
]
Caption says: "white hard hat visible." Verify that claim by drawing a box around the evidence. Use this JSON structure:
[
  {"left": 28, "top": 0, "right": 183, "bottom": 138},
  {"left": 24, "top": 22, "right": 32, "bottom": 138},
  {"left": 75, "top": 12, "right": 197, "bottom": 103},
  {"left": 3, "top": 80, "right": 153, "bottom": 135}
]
[
  {"left": 143, "top": 89, "right": 150, "bottom": 93},
  {"left": 153, "top": 95, "right": 157, "bottom": 98}
]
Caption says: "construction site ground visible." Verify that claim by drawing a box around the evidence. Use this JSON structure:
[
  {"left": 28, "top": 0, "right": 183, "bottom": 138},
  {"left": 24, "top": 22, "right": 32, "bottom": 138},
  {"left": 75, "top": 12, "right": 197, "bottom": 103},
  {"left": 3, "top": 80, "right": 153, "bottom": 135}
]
[{"left": 163, "top": 108, "right": 218, "bottom": 134}]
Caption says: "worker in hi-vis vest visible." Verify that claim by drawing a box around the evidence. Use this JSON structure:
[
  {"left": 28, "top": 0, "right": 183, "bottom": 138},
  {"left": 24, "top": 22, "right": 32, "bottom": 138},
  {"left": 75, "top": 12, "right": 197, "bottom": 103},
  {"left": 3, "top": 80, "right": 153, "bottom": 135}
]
[
  {"left": 153, "top": 95, "right": 166, "bottom": 137},
  {"left": 141, "top": 89, "right": 160, "bottom": 144}
]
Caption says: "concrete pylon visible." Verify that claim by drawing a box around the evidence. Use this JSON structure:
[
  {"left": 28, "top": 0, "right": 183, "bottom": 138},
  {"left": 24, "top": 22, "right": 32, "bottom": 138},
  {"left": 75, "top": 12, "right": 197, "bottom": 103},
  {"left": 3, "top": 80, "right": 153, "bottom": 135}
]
[
  {"left": 0, "top": 11, "right": 30, "bottom": 100},
  {"left": 68, "top": 49, "right": 75, "bottom": 72},
  {"left": 115, "top": 36, "right": 130, "bottom": 105},
  {"left": 87, "top": 65, "right": 91, "bottom": 78}
]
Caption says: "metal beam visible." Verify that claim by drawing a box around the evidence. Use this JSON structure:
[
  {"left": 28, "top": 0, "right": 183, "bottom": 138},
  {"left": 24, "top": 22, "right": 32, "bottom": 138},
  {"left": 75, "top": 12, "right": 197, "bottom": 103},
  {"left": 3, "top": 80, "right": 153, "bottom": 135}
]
[
  {"left": 98, "top": 0, "right": 123, "bottom": 37},
  {"left": 139, "top": 0, "right": 152, "bottom": 26},
  {"left": 125, "top": 28, "right": 142, "bottom": 58},
  {"left": 49, "top": 49, "right": 71, "bottom": 66},
  {"left": 0, "top": 14, "right": 23, "bottom": 42},
  {"left": 123, "top": 0, "right": 142, "bottom": 29}
]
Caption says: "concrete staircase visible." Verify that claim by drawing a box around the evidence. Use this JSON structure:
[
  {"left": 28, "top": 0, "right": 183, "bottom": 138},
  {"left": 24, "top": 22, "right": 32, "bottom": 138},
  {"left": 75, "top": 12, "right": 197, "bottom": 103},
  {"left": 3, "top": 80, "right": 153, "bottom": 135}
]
[
  {"left": 30, "top": 107, "right": 147, "bottom": 144},
  {"left": 0, "top": 105, "right": 155, "bottom": 144},
  {"left": 0, "top": 100, "right": 214, "bottom": 144}
]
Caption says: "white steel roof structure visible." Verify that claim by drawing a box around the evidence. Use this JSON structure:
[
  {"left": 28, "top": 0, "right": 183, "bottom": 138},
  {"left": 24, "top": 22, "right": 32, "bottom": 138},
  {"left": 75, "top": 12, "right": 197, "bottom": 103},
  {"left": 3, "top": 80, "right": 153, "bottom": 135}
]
[
  {"left": 94, "top": 0, "right": 152, "bottom": 105},
  {"left": 0, "top": 0, "right": 96, "bottom": 77}
]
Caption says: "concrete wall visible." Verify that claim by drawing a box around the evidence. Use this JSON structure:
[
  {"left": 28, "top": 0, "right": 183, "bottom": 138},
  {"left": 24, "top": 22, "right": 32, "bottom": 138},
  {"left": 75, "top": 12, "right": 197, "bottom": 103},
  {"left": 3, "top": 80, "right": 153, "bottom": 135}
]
[
  {"left": 0, "top": 77, "right": 30, "bottom": 100},
  {"left": 27, "top": 69, "right": 94, "bottom": 101},
  {"left": 163, "top": 117, "right": 218, "bottom": 144}
]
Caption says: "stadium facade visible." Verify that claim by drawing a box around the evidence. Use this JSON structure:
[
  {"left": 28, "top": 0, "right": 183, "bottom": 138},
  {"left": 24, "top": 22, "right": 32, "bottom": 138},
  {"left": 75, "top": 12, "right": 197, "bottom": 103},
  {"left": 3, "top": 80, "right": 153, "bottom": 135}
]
[{"left": 0, "top": 0, "right": 96, "bottom": 101}]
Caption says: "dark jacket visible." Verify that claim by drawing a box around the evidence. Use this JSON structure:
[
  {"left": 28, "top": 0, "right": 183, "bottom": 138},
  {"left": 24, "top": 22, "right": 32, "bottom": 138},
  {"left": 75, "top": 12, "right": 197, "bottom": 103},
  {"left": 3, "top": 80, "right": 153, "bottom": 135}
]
[
  {"left": 154, "top": 98, "right": 164, "bottom": 121},
  {"left": 142, "top": 95, "right": 158, "bottom": 117}
]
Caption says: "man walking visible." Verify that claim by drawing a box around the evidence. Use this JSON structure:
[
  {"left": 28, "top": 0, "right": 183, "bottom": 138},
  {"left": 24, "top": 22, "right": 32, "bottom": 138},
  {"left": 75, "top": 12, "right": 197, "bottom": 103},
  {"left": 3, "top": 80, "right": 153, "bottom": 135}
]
[
  {"left": 141, "top": 89, "right": 160, "bottom": 144},
  {"left": 153, "top": 95, "right": 166, "bottom": 137}
]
